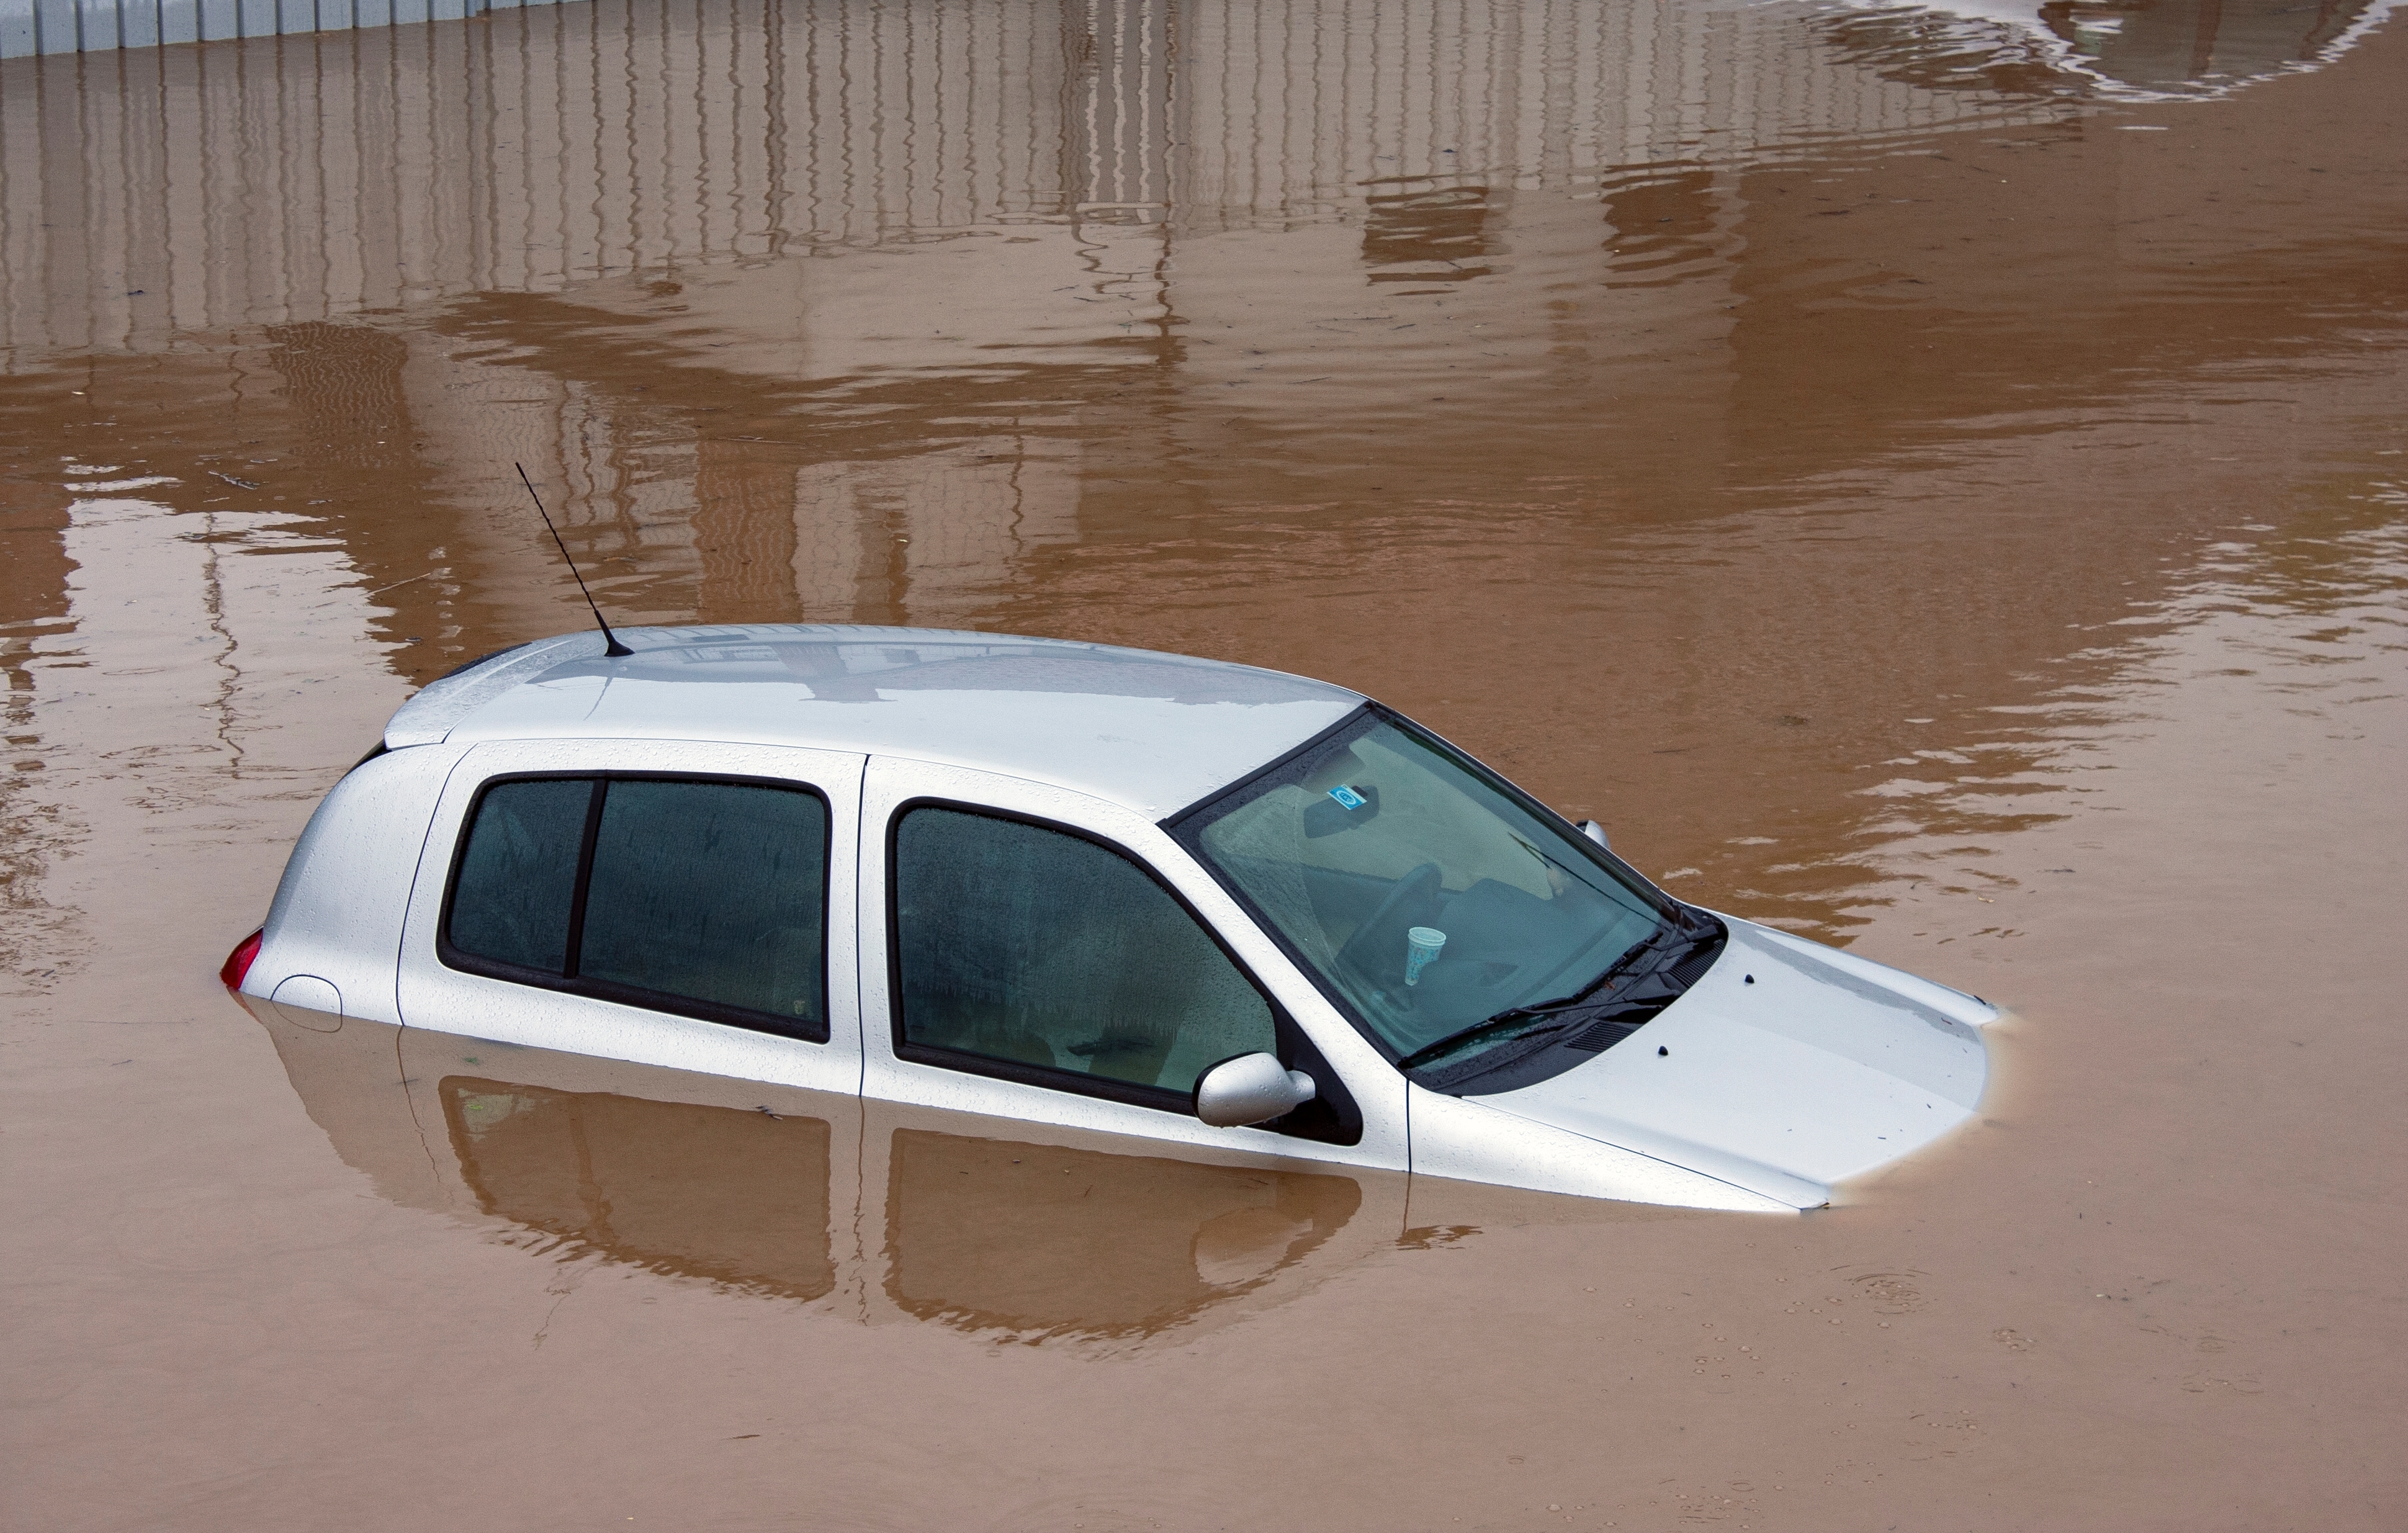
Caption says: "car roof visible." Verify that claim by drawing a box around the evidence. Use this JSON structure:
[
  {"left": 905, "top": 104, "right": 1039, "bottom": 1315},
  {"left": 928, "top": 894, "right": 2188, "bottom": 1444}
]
[{"left": 385, "top": 624, "right": 1365, "bottom": 819}]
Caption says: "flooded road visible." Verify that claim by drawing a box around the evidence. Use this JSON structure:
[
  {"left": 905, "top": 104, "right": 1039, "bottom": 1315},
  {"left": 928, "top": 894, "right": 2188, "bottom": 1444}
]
[{"left": 4, "top": 1, "right": 2405, "bottom": 1527}]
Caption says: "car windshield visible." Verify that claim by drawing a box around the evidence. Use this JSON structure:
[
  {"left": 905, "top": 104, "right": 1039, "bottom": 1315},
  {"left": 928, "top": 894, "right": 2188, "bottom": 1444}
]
[{"left": 1174, "top": 711, "right": 1673, "bottom": 1068}]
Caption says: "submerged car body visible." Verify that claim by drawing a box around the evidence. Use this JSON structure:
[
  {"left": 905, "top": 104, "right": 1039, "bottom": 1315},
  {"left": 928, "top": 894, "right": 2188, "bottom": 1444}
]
[{"left": 230, "top": 623, "right": 1997, "bottom": 1213}]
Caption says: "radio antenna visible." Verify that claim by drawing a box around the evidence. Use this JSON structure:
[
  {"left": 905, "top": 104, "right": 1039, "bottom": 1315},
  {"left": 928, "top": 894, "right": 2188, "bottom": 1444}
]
[{"left": 515, "top": 462, "right": 631, "bottom": 657}]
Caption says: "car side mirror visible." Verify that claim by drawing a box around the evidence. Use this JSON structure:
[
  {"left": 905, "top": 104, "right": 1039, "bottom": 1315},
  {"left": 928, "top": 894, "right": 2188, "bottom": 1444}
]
[
  {"left": 1195, "top": 1052, "right": 1317, "bottom": 1128},
  {"left": 1578, "top": 819, "right": 1610, "bottom": 850}
]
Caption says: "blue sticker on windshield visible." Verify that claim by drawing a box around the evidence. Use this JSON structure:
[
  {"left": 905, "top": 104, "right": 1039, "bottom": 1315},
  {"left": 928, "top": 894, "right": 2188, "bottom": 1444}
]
[{"left": 1328, "top": 784, "right": 1367, "bottom": 810}]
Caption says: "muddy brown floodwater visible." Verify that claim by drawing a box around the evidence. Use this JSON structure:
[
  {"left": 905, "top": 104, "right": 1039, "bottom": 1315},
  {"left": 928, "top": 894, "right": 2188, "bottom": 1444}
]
[{"left": 3, "top": 1, "right": 2405, "bottom": 1528}]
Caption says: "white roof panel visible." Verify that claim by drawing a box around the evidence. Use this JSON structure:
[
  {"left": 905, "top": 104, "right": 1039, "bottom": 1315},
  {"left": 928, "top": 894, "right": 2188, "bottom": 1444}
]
[{"left": 385, "top": 624, "right": 1363, "bottom": 818}]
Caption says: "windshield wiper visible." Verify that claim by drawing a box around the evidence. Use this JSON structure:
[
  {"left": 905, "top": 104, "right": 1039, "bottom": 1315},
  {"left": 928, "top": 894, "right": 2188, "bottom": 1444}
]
[
  {"left": 1395, "top": 925, "right": 1674, "bottom": 1072},
  {"left": 1395, "top": 1009, "right": 1588, "bottom": 1072}
]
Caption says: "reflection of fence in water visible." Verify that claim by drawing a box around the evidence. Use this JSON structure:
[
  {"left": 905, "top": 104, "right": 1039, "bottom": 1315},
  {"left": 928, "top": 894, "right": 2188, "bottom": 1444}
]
[
  {"left": 789, "top": 442, "right": 1085, "bottom": 627},
  {"left": 1170, "top": 0, "right": 2070, "bottom": 234},
  {"left": 0, "top": 0, "right": 2083, "bottom": 634},
  {"left": 0, "top": 0, "right": 2073, "bottom": 358},
  {"left": 0, "top": 0, "right": 579, "bottom": 59}
]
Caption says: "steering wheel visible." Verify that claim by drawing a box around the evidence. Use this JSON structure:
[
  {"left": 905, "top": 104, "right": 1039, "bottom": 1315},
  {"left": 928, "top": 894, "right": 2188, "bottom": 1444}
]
[{"left": 1336, "top": 862, "right": 1442, "bottom": 984}]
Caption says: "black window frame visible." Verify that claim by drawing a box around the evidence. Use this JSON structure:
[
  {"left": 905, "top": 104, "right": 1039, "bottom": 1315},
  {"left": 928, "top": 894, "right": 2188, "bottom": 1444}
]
[
  {"left": 438, "top": 770, "right": 835, "bottom": 1045},
  {"left": 884, "top": 798, "right": 1361, "bottom": 1146}
]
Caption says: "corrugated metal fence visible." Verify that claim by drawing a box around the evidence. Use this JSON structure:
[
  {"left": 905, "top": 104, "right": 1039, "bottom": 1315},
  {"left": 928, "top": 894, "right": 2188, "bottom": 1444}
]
[{"left": 0, "top": 0, "right": 573, "bottom": 59}]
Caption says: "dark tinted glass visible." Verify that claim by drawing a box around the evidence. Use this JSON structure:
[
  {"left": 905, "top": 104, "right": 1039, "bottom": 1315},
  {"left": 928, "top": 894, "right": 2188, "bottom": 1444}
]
[
  {"left": 577, "top": 780, "right": 828, "bottom": 1028},
  {"left": 448, "top": 778, "right": 591, "bottom": 973},
  {"left": 894, "top": 808, "right": 1275, "bottom": 1096}
]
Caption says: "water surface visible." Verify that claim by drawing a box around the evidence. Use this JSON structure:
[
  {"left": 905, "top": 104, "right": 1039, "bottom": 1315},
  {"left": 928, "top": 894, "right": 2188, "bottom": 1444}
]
[{"left": 2, "top": 2, "right": 2403, "bottom": 1527}]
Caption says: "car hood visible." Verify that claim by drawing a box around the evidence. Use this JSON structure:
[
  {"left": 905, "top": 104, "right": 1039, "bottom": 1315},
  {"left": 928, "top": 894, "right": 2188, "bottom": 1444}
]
[{"left": 1467, "top": 917, "right": 1996, "bottom": 1209}]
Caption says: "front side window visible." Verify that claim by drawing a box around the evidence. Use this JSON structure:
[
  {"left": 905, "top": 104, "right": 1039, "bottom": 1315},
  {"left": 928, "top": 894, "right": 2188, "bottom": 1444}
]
[
  {"left": 444, "top": 775, "right": 829, "bottom": 1040},
  {"left": 1171, "top": 711, "right": 1674, "bottom": 1073},
  {"left": 891, "top": 807, "right": 1278, "bottom": 1107}
]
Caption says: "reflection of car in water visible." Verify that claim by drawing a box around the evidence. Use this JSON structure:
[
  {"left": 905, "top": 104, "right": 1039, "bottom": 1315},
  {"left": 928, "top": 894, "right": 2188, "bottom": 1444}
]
[
  {"left": 444, "top": 1078, "right": 839, "bottom": 1303},
  {"left": 246, "top": 1003, "right": 1408, "bottom": 1345},
  {"left": 225, "top": 624, "right": 1998, "bottom": 1213},
  {"left": 880, "top": 1128, "right": 1364, "bottom": 1340}
]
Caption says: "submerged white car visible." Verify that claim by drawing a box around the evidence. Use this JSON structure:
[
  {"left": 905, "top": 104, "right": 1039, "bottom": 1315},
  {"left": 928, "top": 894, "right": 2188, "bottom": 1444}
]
[{"left": 224, "top": 624, "right": 1997, "bottom": 1213}]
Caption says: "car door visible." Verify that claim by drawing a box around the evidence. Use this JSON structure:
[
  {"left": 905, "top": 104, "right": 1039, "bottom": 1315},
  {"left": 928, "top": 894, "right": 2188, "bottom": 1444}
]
[
  {"left": 397, "top": 737, "right": 866, "bottom": 1096},
  {"left": 857, "top": 755, "right": 1407, "bottom": 1173}
]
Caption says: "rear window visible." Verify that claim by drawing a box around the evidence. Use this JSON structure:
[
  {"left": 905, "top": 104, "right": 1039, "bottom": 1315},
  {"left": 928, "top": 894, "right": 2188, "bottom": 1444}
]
[{"left": 444, "top": 775, "right": 830, "bottom": 1041}]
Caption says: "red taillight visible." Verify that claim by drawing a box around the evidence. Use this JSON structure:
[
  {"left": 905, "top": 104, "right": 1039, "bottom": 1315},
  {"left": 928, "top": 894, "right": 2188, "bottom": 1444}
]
[{"left": 221, "top": 928, "right": 264, "bottom": 991}]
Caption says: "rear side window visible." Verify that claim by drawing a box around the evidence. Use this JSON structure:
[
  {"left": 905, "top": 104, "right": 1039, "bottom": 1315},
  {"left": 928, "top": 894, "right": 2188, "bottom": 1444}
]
[
  {"left": 448, "top": 780, "right": 589, "bottom": 973},
  {"left": 444, "top": 775, "right": 829, "bottom": 1041}
]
